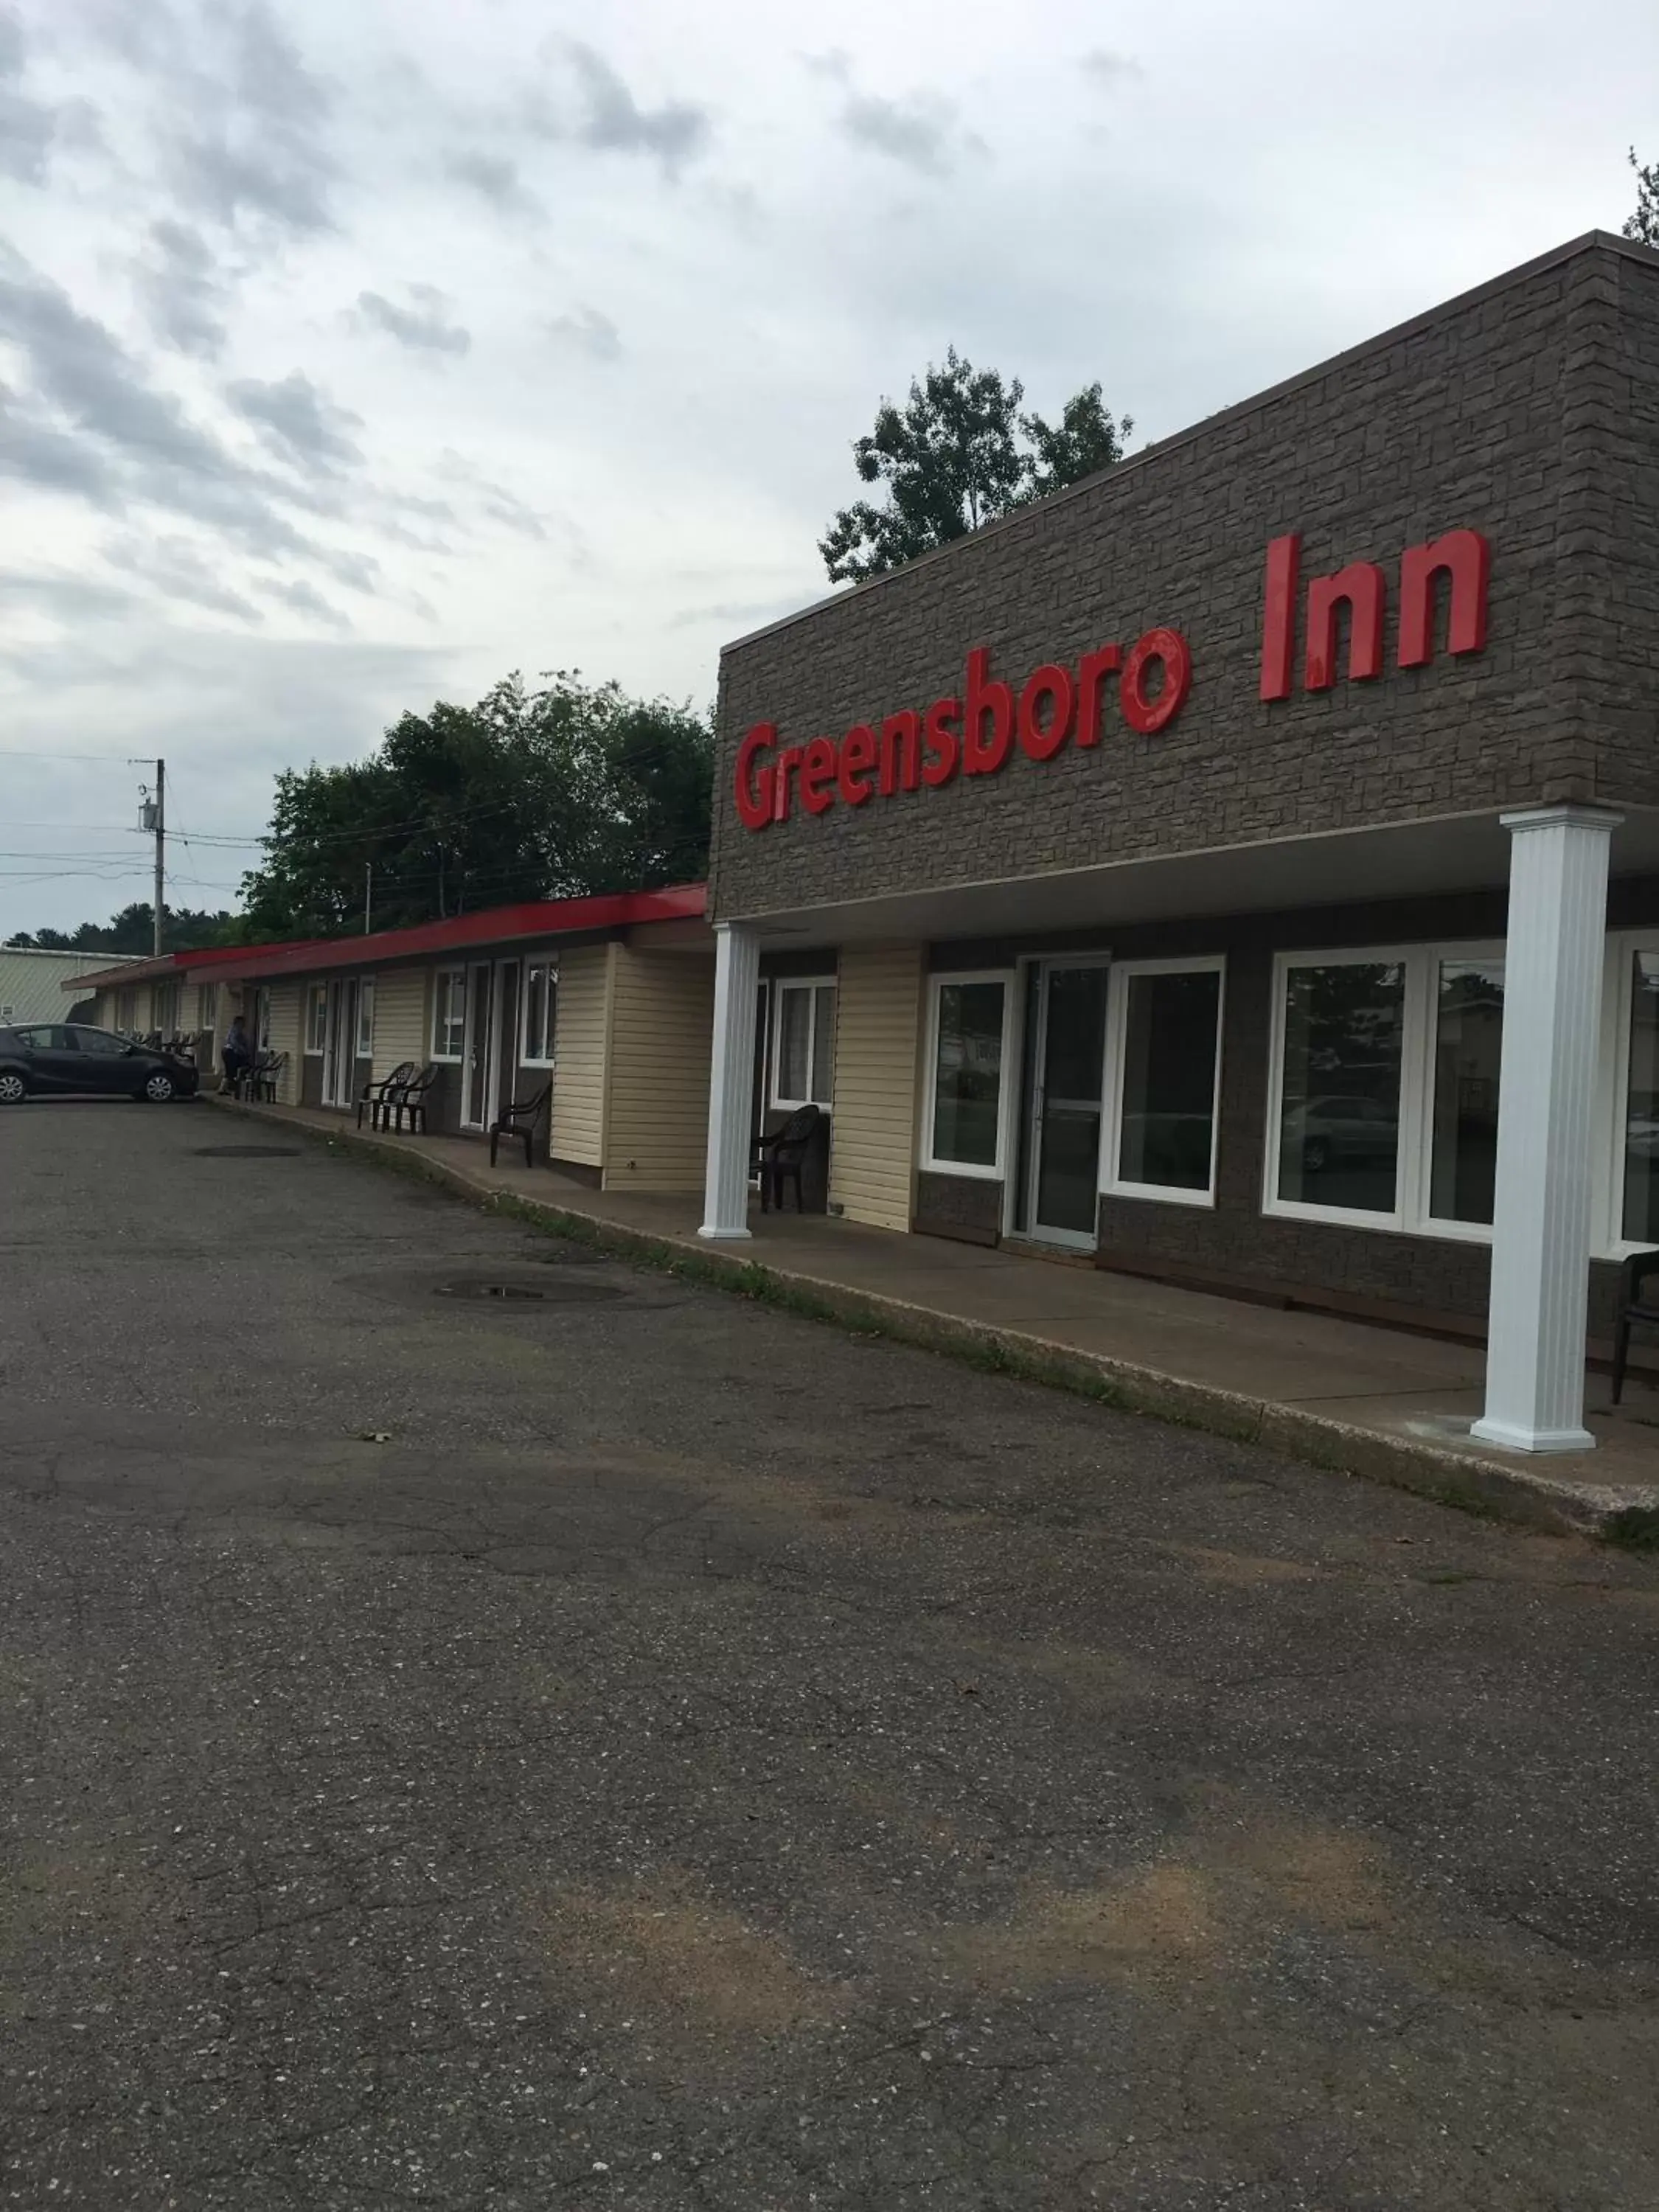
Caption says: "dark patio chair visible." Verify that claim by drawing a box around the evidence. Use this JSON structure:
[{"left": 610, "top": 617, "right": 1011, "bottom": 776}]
[
  {"left": 358, "top": 1060, "right": 416, "bottom": 1130},
  {"left": 1610, "top": 1248, "right": 1659, "bottom": 1405},
  {"left": 389, "top": 1063, "right": 438, "bottom": 1135},
  {"left": 489, "top": 1081, "right": 551, "bottom": 1169},
  {"left": 254, "top": 1050, "right": 286, "bottom": 1103},
  {"left": 752, "top": 1103, "right": 822, "bottom": 1214}
]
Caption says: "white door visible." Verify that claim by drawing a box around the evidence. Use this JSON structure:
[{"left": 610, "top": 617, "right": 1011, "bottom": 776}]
[
  {"left": 322, "top": 978, "right": 358, "bottom": 1107},
  {"left": 462, "top": 959, "right": 493, "bottom": 1128}
]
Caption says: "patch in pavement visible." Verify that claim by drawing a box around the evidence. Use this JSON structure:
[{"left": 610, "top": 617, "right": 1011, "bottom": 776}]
[
  {"left": 192, "top": 1144, "right": 305, "bottom": 1158},
  {"left": 433, "top": 1273, "right": 627, "bottom": 1307}
]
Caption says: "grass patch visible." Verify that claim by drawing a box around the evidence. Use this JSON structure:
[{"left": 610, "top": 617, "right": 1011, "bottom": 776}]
[{"left": 1601, "top": 1505, "right": 1659, "bottom": 1552}]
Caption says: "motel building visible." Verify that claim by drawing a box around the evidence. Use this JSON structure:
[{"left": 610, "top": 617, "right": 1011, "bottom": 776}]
[
  {"left": 70, "top": 886, "right": 715, "bottom": 1194},
  {"left": 698, "top": 229, "right": 1659, "bottom": 1457}
]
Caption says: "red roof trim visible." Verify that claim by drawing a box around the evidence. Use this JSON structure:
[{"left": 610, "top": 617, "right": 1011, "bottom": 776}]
[
  {"left": 212, "top": 883, "right": 709, "bottom": 985},
  {"left": 62, "top": 939, "right": 333, "bottom": 992}
]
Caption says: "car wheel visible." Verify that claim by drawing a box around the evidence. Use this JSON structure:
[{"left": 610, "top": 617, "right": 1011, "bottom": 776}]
[
  {"left": 0, "top": 1071, "right": 25, "bottom": 1105},
  {"left": 1302, "top": 1135, "right": 1330, "bottom": 1174},
  {"left": 141, "top": 1071, "right": 175, "bottom": 1104}
]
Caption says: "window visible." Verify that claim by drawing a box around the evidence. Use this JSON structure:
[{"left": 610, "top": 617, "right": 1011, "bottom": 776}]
[
  {"left": 252, "top": 988, "right": 271, "bottom": 1051},
  {"left": 1265, "top": 944, "right": 1503, "bottom": 1238},
  {"left": 924, "top": 973, "right": 1012, "bottom": 1177},
  {"left": 115, "top": 987, "right": 135, "bottom": 1031},
  {"left": 74, "top": 1028, "right": 126, "bottom": 1056},
  {"left": 1426, "top": 957, "right": 1504, "bottom": 1228},
  {"left": 433, "top": 968, "right": 466, "bottom": 1060},
  {"left": 772, "top": 979, "right": 835, "bottom": 1108},
  {"left": 1106, "top": 959, "right": 1224, "bottom": 1204},
  {"left": 153, "top": 982, "right": 179, "bottom": 1034},
  {"left": 355, "top": 978, "right": 375, "bottom": 1060},
  {"left": 198, "top": 982, "right": 218, "bottom": 1038},
  {"left": 1613, "top": 945, "right": 1659, "bottom": 1249},
  {"left": 305, "top": 984, "right": 327, "bottom": 1054},
  {"left": 522, "top": 961, "right": 557, "bottom": 1064}
]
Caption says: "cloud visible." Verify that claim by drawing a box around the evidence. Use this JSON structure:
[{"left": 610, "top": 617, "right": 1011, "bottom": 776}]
[
  {"left": 259, "top": 577, "right": 350, "bottom": 630},
  {"left": 804, "top": 52, "right": 979, "bottom": 178},
  {"left": 547, "top": 304, "right": 621, "bottom": 362},
  {"left": 167, "top": 0, "right": 338, "bottom": 236},
  {"left": 0, "top": 3, "right": 100, "bottom": 184},
  {"left": 134, "top": 220, "right": 232, "bottom": 358},
  {"left": 226, "top": 370, "right": 364, "bottom": 473},
  {"left": 544, "top": 44, "right": 710, "bottom": 180},
  {"left": 437, "top": 448, "right": 549, "bottom": 540},
  {"left": 1080, "top": 49, "right": 1143, "bottom": 84},
  {"left": 355, "top": 284, "right": 471, "bottom": 358},
  {"left": 102, "top": 532, "right": 265, "bottom": 623},
  {"left": 443, "top": 147, "right": 541, "bottom": 217}
]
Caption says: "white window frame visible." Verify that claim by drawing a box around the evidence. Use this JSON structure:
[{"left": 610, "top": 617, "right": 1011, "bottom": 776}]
[
  {"left": 1263, "top": 940, "right": 1505, "bottom": 1242},
  {"left": 305, "top": 983, "right": 327, "bottom": 1055},
  {"left": 355, "top": 977, "right": 375, "bottom": 1060},
  {"left": 431, "top": 967, "right": 466, "bottom": 1062},
  {"left": 920, "top": 968, "right": 1018, "bottom": 1182},
  {"left": 1102, "top": 955, "right": 1226, "bottom": 1210},
  {"left": 771, "top": 977, "right": 836, "bottom": 1111},
  {"left": 521, "top": 958, "right": 558, "bottom": 1067}
]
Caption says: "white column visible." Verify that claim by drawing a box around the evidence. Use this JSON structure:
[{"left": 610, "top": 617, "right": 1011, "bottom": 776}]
[
  {"left": 699, "top": 922, "right": 760, "bottom": 1241},
  {"left": 1472, "top": 805, "right": 1621, "bottom": 1454}
]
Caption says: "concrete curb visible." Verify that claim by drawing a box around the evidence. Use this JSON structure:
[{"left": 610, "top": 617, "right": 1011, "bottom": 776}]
[{"left": 212, "top": 1096, "right": 1659, "bottom": 1545}]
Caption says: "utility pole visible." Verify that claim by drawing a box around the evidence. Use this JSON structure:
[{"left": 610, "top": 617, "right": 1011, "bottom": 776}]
[
  {"left": 133, "top": 757, "right": 165, "bottom": 955},
  {"left": 364, "top": 860, "right": 373, "bottom": 935}
]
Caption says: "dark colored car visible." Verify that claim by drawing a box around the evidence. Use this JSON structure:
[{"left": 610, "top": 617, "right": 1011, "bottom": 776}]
[{"left": 0, "top": 1023, "right": 199, "bottom": 1105}]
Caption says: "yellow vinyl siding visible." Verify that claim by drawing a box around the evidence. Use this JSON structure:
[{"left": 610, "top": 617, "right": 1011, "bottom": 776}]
[
  {"left": 265, "top": 981, "right": 305, "bottom": 1105},
  {"left": 372, "top": 967, "right": 429, "bottom": 1081},
  {"left": 548, "top": 944, "right": 613, "bottom": 1169},
  {"left": 827, "top": 945, "right": 925, "bottom": 1231},
  {"left": 603, "top": 947, "right": 715, "bottom": 1192}
]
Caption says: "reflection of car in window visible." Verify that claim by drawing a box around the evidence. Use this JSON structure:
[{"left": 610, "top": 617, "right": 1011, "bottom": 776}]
[{"left": 1282, "top": 1093, "right": 1399, "bottom": 1173}]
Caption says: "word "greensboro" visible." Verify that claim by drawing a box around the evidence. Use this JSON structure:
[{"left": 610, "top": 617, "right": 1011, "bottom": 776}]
[{"left": 733, "top": 628, "right": 1192, "bottom": 833}]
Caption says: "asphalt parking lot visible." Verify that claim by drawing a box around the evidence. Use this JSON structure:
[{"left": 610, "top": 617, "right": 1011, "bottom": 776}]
[{"left": 2, "top": 1100, "right": 1658, "bottom": 2211}]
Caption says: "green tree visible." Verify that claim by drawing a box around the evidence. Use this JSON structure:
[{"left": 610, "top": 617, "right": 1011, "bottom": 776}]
[
  {"left": 4, "top": 905, "right": 235, "bottom": 953},
  {"left": 238, "top": 671, "right": 712, "bottom": 942},
  {"left": 1020, "top": 383, "right": 1133, "bottom": 501},
  {"left": 1627, "top": 147, "right": 1659, "bottom": 248},
  {"left": 820, "top": 349, "right": 1134, "bottom": 583}
]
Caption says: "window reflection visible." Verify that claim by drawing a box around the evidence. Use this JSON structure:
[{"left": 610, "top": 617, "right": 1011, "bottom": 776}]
[
  {"left": 1623, "top": 952, "right": 1659, "bottom": 1244},
  {"left": 1430, "top": 960, "right": 1503, "bottom": 1224},
  {"left": 1118, "top": 968, "right": 1220, "bottom": 1192},
  {"left": 1276, "top": 961, "right": 1404, "bottom": 1211},
  {"left": 931, "top": 981, "right": 1005, "bottom": 1169}
]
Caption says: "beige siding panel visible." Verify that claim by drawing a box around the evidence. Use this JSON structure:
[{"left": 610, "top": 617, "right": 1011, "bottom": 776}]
[
  {"left": 828, "top": 945, "right": 925, "bottom": 1232},
  {"left": 372, "top": 967, "right": 430, "bottom": 1081},
  {"left": 265, "top": 981, "right": 305, "bottom": 1105},
  {"left": 603, "top": 948, "right": 715, "bottom": 1192},
  {"left": 548, "top": 945, "right": 613, "bottom": 1169}
]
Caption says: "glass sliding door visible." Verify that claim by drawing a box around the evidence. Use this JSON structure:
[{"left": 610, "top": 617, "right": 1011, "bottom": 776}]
[
  {"left": 1024, "top": 959, "right": 1110, "bottom": 1245},
  {"left": 462, "top": 959, "right": 493, "bottom": 1127}
]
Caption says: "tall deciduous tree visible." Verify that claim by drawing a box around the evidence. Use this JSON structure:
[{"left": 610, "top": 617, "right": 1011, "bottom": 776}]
[
  {"left": 238, "top": 671, "right": 711, "bottom": 942},
  {"left": 820, "top": 349, "right": 1133, "bottom": 583},
  {"left": 1627, "top": 147, "right": 1659, "bottom": 248}
]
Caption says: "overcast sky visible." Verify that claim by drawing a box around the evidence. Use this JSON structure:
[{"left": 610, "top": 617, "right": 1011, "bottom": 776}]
[{"left": 0, "top": 0, "right": 1654, "bottom": 935}]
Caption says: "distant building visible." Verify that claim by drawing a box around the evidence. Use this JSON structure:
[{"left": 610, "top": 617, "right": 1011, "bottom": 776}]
[{"left": 0, "top": 947, "right": 144, "bottom": 1026}]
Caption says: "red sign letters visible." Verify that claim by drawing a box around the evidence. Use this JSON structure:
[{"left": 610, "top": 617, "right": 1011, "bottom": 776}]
[
  {"left": 734, "top": 529, "right": 1492, "bottom": 834},
  {"left": 734, "top": 627, "right": 1192, "bottom": 833}
]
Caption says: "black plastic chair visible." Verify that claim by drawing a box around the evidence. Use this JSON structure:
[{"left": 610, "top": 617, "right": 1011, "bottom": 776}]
[
  {"left": 489, "top": 1082, "right": 551, "bottom": 1169},
  {"left": 358, "top": 1060, "right": 416, "bottom": 1130},
  {"left": 753, "top": 1103, "right": 822, "bottom": 1214},
  {"left": 390, "top": 1064, "right": 438, "bottom": 1134},
  {"left": 254, "top": 1050, "right": 286, "bottom": 1103},
  {"left": 1611, "top": 1249, "right": 1659, "bottom": 1405}
]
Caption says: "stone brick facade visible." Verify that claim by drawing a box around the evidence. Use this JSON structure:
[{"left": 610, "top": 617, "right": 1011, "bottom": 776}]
[{"left": 710, "top": 234, "right": 1659, "bottom": 925}]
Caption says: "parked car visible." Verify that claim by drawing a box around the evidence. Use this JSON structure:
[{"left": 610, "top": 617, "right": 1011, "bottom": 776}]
[
  {"left": 1281, "top": 1092, "right": 1398, "bottom": 1173},
  {"left": 0, "top": 1023, "right": 199, "bottom": 1105}
]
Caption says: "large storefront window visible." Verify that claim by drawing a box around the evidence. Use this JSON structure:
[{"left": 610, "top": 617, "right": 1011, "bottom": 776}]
[
  {"left": 1274, "top": 959, "right": 1405, "bottom": 1217},
  {"left": 1621, "top": 950, "right": 1659, "bottom": 1245},
  {"left": 1110, "top": 961, "right": 1223, "bottom": 1200},
  {"left": 927, "top": 977, "right": 1009, "bottom": 1175},
  {"left": 774, "top": 980, "right": 835, "bottom": 1108},
  {"left": 1428, "top": 959, "right": 1504, "bottom": 1226}
]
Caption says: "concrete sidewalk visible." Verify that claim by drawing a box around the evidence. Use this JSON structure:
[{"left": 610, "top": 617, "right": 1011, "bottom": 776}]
[{"left": 215, "top": 1097, "right": 1659, "bottom": 1540}]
